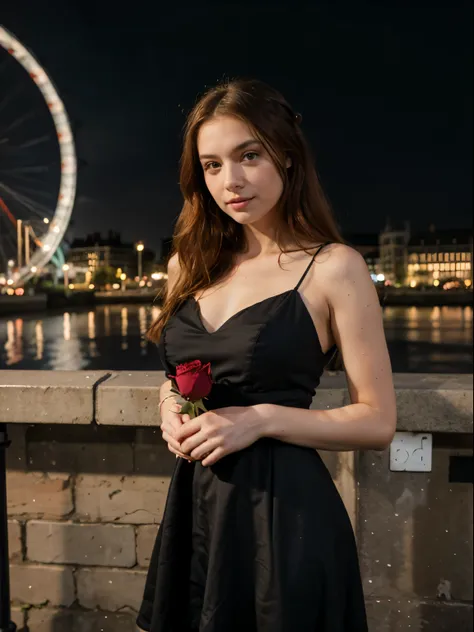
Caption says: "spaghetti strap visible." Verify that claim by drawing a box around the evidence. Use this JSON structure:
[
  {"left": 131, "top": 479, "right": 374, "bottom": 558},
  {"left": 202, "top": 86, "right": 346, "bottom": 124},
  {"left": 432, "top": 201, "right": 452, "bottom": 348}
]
[{"left": 294, "top": 242, "right": 331, "bottom": 291}]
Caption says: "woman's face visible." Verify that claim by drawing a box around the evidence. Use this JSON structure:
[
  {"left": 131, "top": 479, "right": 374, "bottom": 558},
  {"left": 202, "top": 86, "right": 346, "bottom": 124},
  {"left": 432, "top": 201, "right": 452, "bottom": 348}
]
[{"left": 197, "top": 116, "right": 285, "bottom": 226}]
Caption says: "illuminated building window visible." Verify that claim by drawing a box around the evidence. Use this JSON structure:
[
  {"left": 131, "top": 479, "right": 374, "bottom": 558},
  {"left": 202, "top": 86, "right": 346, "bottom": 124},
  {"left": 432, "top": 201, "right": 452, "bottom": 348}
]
[
  {"left": 467, "top": 263, "right": 472, "bottom": 270},
  {"left": 421, "top": 264, "right": 427, "bottom": 271},
  {"left": 462, "top": 253, "right": 466, "bottom": 261},
  {"left": 420, "top": 254, "right": 426, "bottom": 262},
  {"left": 451, "top": 263, "right": 456, "bottom": 271},
  {"left": 428, "top": 264, "right": 433, "bottom": 271},
  {"left": 450, "top": 253, "right": 455, "bottom": 262},
  {"left": 456, "top": 253, "right": 461, "bottom": 261},
  {"left": 434, "top": 263, "right": 439, "bottom": 270},
  {"left": 444, "top": 253, "right": 449, "bottom": 262}
]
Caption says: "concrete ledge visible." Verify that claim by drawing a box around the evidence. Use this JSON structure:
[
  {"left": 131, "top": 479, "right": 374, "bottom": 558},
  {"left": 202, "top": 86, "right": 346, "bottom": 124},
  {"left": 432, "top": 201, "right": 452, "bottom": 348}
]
[
  {"left": 96, "top": 371, "right": 167, "bottom": 426},
  {"left": 0, "top": 371, "right": 472, "bottom": 433},
  {"left": 0, "top": 370, "right": 110, "bottom": 424}
]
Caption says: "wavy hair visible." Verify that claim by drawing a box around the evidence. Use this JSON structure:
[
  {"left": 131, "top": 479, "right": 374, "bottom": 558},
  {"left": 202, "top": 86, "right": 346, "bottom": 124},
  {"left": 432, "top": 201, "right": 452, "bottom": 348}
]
[{"left": 147, "top": 78, "right": 344, "bottom": 342}]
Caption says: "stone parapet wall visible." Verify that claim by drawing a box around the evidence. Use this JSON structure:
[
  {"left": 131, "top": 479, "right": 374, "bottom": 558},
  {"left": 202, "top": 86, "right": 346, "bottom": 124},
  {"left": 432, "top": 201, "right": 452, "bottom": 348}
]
[{"left": 1, "top": 370, "right": 472, "bottom": 631}]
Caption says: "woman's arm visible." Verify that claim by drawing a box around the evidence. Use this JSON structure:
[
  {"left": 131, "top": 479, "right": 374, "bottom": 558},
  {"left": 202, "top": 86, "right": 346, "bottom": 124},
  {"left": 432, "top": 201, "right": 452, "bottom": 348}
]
[
  {"left": 258, "top": 244, "right": 397, "bottom": 451},
  {"left": 159, "top": 253, "right": 181, "bottom": 406}
]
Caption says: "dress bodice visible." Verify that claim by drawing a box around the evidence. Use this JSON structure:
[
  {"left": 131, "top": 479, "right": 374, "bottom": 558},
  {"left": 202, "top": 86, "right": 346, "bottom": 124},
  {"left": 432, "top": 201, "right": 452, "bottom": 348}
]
[{"left": 159, "top": 242, "right": 336, "bottom": 410}]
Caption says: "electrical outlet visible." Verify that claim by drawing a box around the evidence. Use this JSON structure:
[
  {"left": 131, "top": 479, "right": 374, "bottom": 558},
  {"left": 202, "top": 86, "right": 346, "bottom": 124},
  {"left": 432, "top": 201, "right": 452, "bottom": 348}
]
[{"left": 390, "top": 431, "right": 433, "bottom": 472}]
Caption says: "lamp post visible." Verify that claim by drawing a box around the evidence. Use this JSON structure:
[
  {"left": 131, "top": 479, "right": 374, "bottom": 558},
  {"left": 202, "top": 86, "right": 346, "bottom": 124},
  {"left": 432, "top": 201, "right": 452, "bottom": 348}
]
[
  {"left": 136, "top": 242, "right": 144, "bottom": 280},
  {"left": 6, "top": 261, "right": 14, "bottom": 285},
  {"left": 120, "top": 273, "right": 127, "bottom": 292},
  {"left": 62, "top": 264, "right": 69, "bottom": 290},
  {"left": 136, "top": 241, "right": 145, "bottom": 280},
  {"left": 0, "top": 424, "right": 16, "bottom": 632}
]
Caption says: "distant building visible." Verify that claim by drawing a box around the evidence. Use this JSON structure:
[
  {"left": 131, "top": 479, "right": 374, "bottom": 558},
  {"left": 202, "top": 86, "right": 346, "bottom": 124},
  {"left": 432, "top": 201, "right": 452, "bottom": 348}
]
[
  {"left": 379, "top": 220, "right": 411, "bottom": 285},
  {"left": 407, "top": 225, "right": 473, "bottom": 288},
  {"left": 68, "top": 231, "right": 155, "bottom": 282}
]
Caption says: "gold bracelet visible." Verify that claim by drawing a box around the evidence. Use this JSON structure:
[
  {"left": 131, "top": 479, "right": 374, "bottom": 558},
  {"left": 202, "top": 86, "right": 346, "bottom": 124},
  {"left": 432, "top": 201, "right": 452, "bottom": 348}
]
[{"left": 159, "top": 394, "right": 176, "bottom": 415}]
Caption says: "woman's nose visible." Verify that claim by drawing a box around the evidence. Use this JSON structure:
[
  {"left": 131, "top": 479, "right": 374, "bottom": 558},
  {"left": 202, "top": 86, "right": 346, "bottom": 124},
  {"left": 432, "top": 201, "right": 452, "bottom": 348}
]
[{"left": 223, "top": 164, "right": 245, "bottom": 190}]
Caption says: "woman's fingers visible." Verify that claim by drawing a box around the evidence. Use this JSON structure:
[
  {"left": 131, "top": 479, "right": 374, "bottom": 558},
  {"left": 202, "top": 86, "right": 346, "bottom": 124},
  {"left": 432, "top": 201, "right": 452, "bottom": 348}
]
[
  {"left": 202, "top": 446, "right": 226, "bottom": 467},
  {"left": 168, "top": 444, "right": 193, "bottom": 461},
  {"left": 162, "top": 431, "right": 184, "bottom": 453},
  {"left": 190, "top": 438, "right": 219, "bottom": 462}
]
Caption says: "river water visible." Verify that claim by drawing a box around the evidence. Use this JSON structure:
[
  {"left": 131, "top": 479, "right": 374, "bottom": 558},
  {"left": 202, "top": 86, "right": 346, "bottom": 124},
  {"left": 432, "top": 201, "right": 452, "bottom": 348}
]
[{"left": 0, "top": 303, "right": 472, "bottom": 374}]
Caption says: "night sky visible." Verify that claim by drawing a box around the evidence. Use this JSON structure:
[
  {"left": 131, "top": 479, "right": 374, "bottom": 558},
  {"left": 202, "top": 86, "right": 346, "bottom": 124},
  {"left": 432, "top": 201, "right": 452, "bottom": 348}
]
[{"left": 1, "top": 1, "right": 472, "bottom": 257}]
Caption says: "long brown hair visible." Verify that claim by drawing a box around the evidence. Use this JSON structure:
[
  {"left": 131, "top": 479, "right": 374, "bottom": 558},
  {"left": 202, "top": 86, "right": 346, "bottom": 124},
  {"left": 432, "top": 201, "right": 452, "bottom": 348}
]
[{"left": 147, "top": 78, "right": 344, "bottom": 342}]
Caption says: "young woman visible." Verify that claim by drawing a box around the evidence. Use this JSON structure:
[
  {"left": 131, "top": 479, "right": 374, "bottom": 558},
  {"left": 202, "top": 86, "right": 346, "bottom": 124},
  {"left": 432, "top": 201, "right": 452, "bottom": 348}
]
[{"left": 137, "top": 79, "right": 396, "bottom": 632}]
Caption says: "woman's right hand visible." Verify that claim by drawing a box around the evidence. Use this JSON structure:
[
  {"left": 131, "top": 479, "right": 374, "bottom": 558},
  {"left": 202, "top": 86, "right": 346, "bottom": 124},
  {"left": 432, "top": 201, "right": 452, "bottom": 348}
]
[{"left": 160, "top": 399, "right": 194, "bottom": 461}]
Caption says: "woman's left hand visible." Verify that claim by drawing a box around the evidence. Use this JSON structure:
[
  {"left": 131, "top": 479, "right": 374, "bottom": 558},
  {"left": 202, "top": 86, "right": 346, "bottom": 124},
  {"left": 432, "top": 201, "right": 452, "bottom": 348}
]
[{"left": 175, "top": 406, "right": 265, "bottom": 467}]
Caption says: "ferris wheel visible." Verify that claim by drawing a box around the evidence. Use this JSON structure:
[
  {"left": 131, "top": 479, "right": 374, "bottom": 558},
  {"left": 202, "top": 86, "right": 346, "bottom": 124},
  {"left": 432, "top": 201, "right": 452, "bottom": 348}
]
[{"left": 0, "top": 25, "right": 77, "bottom": 288}]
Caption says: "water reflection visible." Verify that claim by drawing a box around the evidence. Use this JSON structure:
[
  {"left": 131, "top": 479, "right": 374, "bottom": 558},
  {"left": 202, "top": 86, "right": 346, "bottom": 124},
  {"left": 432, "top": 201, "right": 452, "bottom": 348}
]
[
  {"left": 121, "top": 306, "right": 128, "bottom": 350},
  {"left": 35, "top": 320, "right": 44, "bottom": 360},
  {"left": 0, "top": 303, "right": 471, "bottom": 373},
  {"left": 4, "top": 319, "right": 24, "bottom": 365}
]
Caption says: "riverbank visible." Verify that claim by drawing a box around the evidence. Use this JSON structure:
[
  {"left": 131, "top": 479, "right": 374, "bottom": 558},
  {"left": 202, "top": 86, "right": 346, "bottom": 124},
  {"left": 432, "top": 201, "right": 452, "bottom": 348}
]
[
  {"left": 380, "top": 288, "right": 473, "bottom": 307},
  {"left": 0, "top": 287, "right": 472, "bottom": 315},
  {"left": 0, "top": 289, "right": 160, "bottom": 315}
]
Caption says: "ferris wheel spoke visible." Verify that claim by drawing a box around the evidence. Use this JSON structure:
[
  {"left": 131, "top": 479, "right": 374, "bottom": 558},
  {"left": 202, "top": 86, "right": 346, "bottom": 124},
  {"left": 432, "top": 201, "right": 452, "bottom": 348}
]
[
  {"left": 0, "top": 109, "right": 42, "bottom": 137},
  {"left": 3, "top": 182, "right": 56, "bottom": 202},
  {"left": 0, "top": 182, "right": 55, "bottom": 218},
  {"left": 0, "top": 165, "right": 52, "bottom": 174},
  {"left": 0, "top": 171, "right": 58, "bottom": 187},
  {"left": 0, "top": 135, "right": 51, "bottom": 151}
]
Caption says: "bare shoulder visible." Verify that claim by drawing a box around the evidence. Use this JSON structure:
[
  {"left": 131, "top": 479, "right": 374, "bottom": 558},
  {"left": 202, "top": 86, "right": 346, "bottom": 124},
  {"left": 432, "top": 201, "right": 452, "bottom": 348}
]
[
  {"left": 318, "top": 242, "right": 367, "bottom": 278},
  {"left": 167, "top": 252, "right": 182, "bottom": 281},
  {"left": 318, "top": 243, "right": 376, "bottom": 306},
  {"left": 166, "top": 253, "right": 181, "bottom": 294},
  {"left": 167, "top": 252, "right": 180, "bottom": 274},
  {"left": 320, "top": 242, "right": 368, "bottom": 279}
]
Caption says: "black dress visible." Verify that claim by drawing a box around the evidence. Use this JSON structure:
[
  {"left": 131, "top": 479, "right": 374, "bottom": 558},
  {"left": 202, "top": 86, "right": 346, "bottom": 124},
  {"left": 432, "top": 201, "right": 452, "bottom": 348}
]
[{"left": 137, "top": 242, "right": 369, "bottom": 632}]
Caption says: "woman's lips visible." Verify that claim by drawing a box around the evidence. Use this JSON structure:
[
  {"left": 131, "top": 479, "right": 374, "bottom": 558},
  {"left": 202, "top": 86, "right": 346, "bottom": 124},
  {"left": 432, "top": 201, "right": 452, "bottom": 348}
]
[{"left": 227, "top": 197, "right": 254, "bottom": 210}]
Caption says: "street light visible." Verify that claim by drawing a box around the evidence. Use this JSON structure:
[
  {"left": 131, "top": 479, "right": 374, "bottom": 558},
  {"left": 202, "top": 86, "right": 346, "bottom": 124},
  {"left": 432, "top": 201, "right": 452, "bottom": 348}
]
[
  {"left": 136, "top": 242, "right": 144, "bottom": 280},
  {"left": 7, "top": 260, "right": 14, "bottom": 284},
  {"left": 62, "top": 264, "right": 69, "bottom": 290},
  {"left": 120, "top": 273, "right": 127, "bottom": 291}
]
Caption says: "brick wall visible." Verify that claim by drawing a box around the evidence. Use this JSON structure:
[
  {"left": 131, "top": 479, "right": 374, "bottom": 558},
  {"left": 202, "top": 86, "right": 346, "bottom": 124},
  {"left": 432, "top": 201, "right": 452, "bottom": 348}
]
[
  {"left": 6, "top": 424, "right": 174, "bottom": 632},
  {"left": 3, "top": 371, "right": 473, "bottom": 632}
]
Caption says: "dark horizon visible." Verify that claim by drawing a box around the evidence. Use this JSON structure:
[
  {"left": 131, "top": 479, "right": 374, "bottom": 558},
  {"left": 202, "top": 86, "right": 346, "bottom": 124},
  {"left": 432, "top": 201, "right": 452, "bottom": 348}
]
[{"left": 1, "top": 1, "right": 472, "bottom": 255}]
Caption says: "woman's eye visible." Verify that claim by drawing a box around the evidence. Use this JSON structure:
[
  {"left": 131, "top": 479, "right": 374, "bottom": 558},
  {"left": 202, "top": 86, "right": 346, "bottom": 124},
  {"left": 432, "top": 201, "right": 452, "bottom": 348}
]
[
  {"left": 204, "top": 161, "right": 220, "bottom": 171},
  {"left": 243, "top": 152, "right": 259, "bottom": 161}
]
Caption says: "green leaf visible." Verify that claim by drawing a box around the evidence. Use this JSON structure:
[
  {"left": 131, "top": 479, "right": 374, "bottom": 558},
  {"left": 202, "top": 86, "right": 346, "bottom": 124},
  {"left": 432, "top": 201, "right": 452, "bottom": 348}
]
[
  {"left": 180, "top": 401, "right": 194, "bottom": 416},
  {"left": 194, "top": 398, "right": 208, "bottom": 414}
]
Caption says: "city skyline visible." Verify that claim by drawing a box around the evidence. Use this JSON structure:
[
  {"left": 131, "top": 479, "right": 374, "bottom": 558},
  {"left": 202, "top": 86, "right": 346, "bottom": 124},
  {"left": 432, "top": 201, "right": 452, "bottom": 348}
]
[{"left": 1, "top": 1, "right": 472, "bottom": 256}]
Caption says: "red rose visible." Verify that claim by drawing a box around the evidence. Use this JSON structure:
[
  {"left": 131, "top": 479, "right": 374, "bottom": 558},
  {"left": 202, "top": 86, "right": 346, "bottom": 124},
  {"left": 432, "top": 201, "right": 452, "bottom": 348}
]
[{"left": 169, "top": 360, "right": 213, "bottom": 401}]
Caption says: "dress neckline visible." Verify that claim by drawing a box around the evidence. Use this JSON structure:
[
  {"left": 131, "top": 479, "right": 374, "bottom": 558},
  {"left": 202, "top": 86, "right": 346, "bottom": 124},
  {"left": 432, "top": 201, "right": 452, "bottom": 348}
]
[
  {"left": 190, "top": 290, "right": 336, "bottom": 357},
  {"left": 192, "top": 289, "right": 294, "bottom": 335}
]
